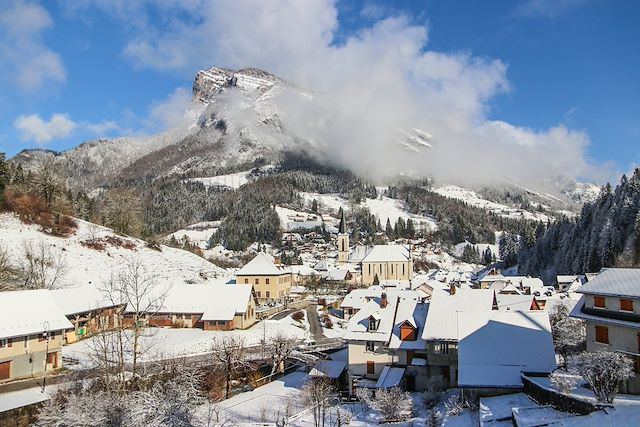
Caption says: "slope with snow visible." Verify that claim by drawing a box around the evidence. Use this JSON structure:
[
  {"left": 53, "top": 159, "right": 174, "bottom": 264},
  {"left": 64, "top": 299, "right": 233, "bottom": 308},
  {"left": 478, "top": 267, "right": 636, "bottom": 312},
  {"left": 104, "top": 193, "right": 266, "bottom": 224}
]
[
  {"left": 0, "top": 213, "right": 228, "bottom": 291},
  {"left": 435, "top": 185, "right": 551, "bottom": 221}
]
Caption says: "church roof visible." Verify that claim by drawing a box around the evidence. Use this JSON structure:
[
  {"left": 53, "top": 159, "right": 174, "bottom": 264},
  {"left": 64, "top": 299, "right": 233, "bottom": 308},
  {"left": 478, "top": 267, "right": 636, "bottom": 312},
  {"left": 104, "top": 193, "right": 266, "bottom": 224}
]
[{"left": 361, "top": 245, "right": 411, "bottom": 263}]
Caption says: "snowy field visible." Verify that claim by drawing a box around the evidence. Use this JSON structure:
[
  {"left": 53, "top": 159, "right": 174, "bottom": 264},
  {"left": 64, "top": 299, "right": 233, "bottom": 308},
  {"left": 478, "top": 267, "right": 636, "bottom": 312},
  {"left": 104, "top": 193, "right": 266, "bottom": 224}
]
[
  {"left": 0, "top": 213, "right": 228, "bottom": 291},
  {"left": 188, "top": 170, "right": 252, "bottom": 189},
  {"left": 434, "top": 185, "right": 550, "bottom": 221},
  {"left": 63, "top": 317, "right": 309, "bottom": 368},
  {"left": 362, "top": 196, "right": 437, "bottom": 231},
  {"left": 275, "top": 206, "right": 325, "bottom": 231},
  {"left": 167, "top": 221, "right": 220, "bottom": 249}
]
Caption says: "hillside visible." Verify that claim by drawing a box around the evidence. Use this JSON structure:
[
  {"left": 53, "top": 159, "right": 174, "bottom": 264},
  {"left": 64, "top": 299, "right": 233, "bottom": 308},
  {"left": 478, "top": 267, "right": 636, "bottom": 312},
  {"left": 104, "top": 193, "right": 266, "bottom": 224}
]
[
  {"left": 0, "top": 213, "right": 228, "bottom": 292},
  {"left": 517, "top": 169, "right": 640, "bottom": 283}
]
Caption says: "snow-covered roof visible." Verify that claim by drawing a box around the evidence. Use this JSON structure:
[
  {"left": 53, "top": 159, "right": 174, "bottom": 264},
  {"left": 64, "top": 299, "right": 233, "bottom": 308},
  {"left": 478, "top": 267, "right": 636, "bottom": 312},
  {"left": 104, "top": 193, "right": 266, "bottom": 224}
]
[
  {"left": 236, "top": 252, "right": 287, "bottom": 276},
  {"left": 557, "top": 275, "right": 579, "bottom": 284},
  {"left": 345, "top": 299, "right": 397, "bottom": 342},
  {"left": 324, "top": 267, "right": 351, "bottom": 282},
  {"left": 157, "top": 283, "right": 253, "bottom": 321},
  {"left": 50, "top": 285, "right": 119, "bottom": 316},
  {"left": 421, "top": 288, "right": 495, "bottom": 341},
  {"left": 309, "top": 360, "right": 347, "bottom": 379},
  {"left": 496, "top": 294, "right": 537, "bottom": 312},
  {"left": 0, "top": 290, "right": 74, "bottom": 339},
  {"left": 375, "top": 366, "right": 405, "bottom": 389},
  {"left": 457, "top": 311, "right": 556, "bottom": 388},
  {"left": 360, "top": 245, "right": 411, "bottom": 263},
  {"left": 340, "top": 287, "right": 384, "bottom": 309},
  {"left": 288, "top": 265, "right": 320, "bottom": 276},
  {"left": 576, "top": 268, "right": 640, "bottom": 298},
  {"left": 388, "top": 300, "right": 428, "bottom": 350}
]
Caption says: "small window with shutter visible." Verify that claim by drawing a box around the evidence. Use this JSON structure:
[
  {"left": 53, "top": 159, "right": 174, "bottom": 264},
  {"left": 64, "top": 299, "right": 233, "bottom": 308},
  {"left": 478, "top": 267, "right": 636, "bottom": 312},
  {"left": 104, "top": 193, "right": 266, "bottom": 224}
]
[
  {"left": 621, "top": 299, "right": 634, "bottom": 312},
  {"left": 594, "top": 296, "right": 606, "bottom": 308},
  {"left": 595, "top": 325, "right": 609, "bottom": 344}
]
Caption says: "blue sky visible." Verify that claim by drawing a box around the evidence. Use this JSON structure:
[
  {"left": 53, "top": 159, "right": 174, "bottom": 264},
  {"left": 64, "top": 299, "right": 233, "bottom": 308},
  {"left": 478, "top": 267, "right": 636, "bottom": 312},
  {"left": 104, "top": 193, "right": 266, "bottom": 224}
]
[{"left": 0, "top": 0, "right": 638, "bottom": 183}]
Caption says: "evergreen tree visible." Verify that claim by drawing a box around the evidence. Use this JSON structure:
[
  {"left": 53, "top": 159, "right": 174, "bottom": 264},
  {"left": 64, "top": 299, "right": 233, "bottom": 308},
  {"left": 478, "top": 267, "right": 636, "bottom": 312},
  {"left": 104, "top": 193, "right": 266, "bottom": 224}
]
[
  {"left": 311, "top": 199, "right": 318, "bottom": 213},
  {"left": 385, "top": 218, "right": 394, "bottom": 239}
]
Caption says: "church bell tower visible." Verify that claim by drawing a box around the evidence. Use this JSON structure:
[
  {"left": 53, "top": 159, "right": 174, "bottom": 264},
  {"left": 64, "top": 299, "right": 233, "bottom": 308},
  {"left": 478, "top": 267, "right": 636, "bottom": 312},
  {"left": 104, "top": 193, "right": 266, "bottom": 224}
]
[{"left": 337, "top": 209, "right": 349, "bottom": 264}]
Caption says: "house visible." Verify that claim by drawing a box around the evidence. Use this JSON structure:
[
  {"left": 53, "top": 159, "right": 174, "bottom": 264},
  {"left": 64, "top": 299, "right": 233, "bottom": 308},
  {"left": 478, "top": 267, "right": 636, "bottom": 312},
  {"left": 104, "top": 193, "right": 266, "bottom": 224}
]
[
  {"left": 336, "top": 211, "right": 412, "bottom": 286},
  {"left": 556, "top": 275, "right": 584, "bottom": 293},
  {"left": 457, "top": 311, "right": 556, "bottom": 389},
  {"left": 236, "top": 252, "right": 292, "bottom": 302},
  {"left": 340, "top": 287, "right": 385, "bottom": 320},
  {"left": 421, "top": 287, "right": 496, "bottom": 387},
  {"left": 50, "top": 285, "right": 125, "bottom": 343},
  {"left": 0, "top": 290, "right": 73, "bottom": 382},
  {"left": 495, "top": 294, "right": 542, "bottom": 312},
  {"left": 144, "top": 283, "right": 257, "bottom": 331},
  {"left": 289, "top": 265, "right": 320, "bottom": 285},
  {"left": 345, "top": 288, "right": 428, "bottom": 393},
  {"left": 570, "top": 268, "right": 640, "bottom": 394}
]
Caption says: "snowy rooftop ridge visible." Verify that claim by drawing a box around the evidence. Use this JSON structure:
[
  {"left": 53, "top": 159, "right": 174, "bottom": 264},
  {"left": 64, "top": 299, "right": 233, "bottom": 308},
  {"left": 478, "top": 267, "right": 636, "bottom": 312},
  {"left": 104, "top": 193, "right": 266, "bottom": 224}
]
[{"left": 0, "top": 290, "right": 73, "bottom": 339}]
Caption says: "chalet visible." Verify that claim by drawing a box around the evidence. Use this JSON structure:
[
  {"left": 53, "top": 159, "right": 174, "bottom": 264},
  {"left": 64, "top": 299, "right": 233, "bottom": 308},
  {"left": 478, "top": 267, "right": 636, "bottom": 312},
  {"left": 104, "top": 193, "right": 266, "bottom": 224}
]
[
  {"left": 0, "top": 290, "right": 73, "bottom": 383},
  {"left": 340, "top": 287, "right": 385, "bottom": 321},
  {"left": 495, "top": 294, "right": 542, "bottom": 312},
  {"left": 142, "top": 283, "right": 257, "bottom": 331},
  {"left": 236, "top": 252, "right": 292, "bottom": 302},
  {"left": 50, "top": 285, "right": 125, "bottom": 343},
  {"left": 571, "top": 268, "right": 640, "bottom": 394},
  {"left": 556, "top": 275, "right": 584, "bottom": 293}
]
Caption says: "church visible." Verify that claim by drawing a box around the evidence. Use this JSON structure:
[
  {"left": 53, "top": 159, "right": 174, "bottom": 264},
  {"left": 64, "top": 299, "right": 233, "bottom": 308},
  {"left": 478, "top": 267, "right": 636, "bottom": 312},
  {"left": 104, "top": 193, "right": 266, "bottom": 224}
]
[{"left": 336, "top": 211, "right": 413, "bottom": 286}]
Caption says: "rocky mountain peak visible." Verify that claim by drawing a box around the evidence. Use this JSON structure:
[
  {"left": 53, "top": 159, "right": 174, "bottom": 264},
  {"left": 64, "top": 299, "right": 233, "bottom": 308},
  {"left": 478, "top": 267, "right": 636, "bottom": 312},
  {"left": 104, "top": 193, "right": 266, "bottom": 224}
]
[{"left": 192, "top": 67, "right": 283, "bottom": 103}]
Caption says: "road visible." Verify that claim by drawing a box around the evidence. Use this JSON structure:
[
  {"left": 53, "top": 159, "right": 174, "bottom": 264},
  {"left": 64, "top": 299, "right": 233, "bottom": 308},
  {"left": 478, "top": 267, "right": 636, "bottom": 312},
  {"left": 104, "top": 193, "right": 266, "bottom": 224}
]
[{"left": 305, "top": 303, "right": 327, "bottom": 342}]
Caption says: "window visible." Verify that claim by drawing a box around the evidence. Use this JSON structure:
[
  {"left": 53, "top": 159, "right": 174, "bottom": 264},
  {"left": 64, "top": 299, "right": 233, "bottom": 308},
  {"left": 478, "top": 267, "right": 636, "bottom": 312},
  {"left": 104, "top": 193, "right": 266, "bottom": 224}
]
[
  {"left": 256, "top": 291, "right": 261, "bottom": 298},
  {"left": 621, "top": 299, "right": 634, "bottom": 312},
  {"left": 594, "top": 296, "right": 606, "bottom": 308},
  {"left": 254, "top": 278, "right": 259, "bottom": 285},
  {"left": 368, "top": 264, "right": 371, "bottom": 275},
  {"left": 402, "top": 264, "right": 405, "bottom": 275},
  {"left": 368, "top": 317, "right": 377, "bottom": 331},
  {"left": 266, "top": 291, "right": 270, "bottom": 298},
  {"left": 266, "top": 278, "right": 270, "bottom": 285},
  {"left": 244, "top": 278, "right": 249, "bottom": 284},
  {"left": 595, "top": 325, "right": 609, "bottom": 344},
  {"left": 365, "top": 341, "right": 375, "bottom": 352},
  {"left": 23, "top": 336, "right": 28, "bottom": 348},
  {"left": 366, "top": 361, "right": 375, "bottom": 375},
  {"left": 391, "top": 264, "right": 394, "bottom": 274},
  {"left": 434, "top": 342, "right": 449, "bottom": 355},
  {"left": 0, "top": 338, "right": 10, "bottom": 348}
]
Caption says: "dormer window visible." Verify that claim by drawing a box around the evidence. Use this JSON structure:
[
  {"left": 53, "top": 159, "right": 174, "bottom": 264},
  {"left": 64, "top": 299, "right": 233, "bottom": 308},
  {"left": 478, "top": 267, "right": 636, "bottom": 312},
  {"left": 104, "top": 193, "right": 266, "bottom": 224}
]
[
  {"left": 368, "top": 316, "right": 378, "bottom": 331},
  {"left": 400, "top": 321, "right": 416, "bottom": 341}
]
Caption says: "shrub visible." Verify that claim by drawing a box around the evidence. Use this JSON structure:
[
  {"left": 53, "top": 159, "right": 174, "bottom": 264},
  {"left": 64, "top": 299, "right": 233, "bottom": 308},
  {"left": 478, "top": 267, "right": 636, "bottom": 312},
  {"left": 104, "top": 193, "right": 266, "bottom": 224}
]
[
  {"left": 292, "top": 311, "right": 305, "bottom": 321},
  {"left": 550, "top": 371, "right": 579, "bottom": 394}
]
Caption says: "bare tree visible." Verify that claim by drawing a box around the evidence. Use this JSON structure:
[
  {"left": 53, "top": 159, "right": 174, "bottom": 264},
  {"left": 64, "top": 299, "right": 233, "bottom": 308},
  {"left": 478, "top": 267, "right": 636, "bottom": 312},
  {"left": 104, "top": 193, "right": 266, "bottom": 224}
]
[
  {"left": 0, "top": 245, "right": 20, "bottom": 291},
  {"left": 270, "top": 333, "right": 297, "bottom": 376},
  {"left": 31, "top": 158, "right": 64, "bottom": 209},
  {"left": 22, "top": 240, "right": 68, "bottom": 289},
  {"left": 570, "top": 350, "right": 634, "bottom": 403},
  {"left": 103, "top": 188, "right": 143, "bottom": 236},
  {"left": 302, "top": 378, "right": 336, "bottom": 427},
  {"left": 211, "top": 335, "right": 253, "bottom": 399},
  {"left": 103, "top": 260, "right": 166, "bottom": 378},
  {"left": 369, "top": 387, "right": 413, "bottom": 422}
]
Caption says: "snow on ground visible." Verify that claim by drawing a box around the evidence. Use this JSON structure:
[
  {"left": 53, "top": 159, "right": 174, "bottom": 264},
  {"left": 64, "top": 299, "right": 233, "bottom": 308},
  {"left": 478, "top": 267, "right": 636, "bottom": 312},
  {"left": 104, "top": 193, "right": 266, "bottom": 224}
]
[
  {"left": 363, "top": 196, "right": 437, "bottom": 231},
  {"left": 63, "top": 317, "right": 309, "bottom": 368},
  {"left": 423, "top": 250, "right": 478, "bottom": 272},
  {"left": 0, "top": 213, "right": 229, "bottom": 291},
  {"left": 434, "top": 185, "right": 550, "bottom": 222},
  {"left": 166, "top": 221, "right": 220, "bottom": 249},
  {"left": 275, "top": 206, "right": 325, "bottom": 231},
  {"left": 188, "top": 170, "right": 252, "bottom": 189},
  {"left": 300, "top": 192, "right": 351, "bottom": 215},
  {"left": 0, "top": 385, "right": 55, "bottom": 413},
  {"left": 211, "top": 371, "right": 309, "bottom": 424},
  {"left": 454, "top": 241, "right": 499, "bottom": 258}
]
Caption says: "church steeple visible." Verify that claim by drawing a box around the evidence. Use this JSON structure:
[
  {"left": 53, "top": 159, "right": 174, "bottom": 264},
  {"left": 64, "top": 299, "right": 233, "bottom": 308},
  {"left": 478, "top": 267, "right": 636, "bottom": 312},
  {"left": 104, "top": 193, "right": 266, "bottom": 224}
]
[
  {"left": 338, "top": 209, "right": 346, "bottom": 234},
  {"left": 337, "top": 209, "right": 349, "bottom": 264}
]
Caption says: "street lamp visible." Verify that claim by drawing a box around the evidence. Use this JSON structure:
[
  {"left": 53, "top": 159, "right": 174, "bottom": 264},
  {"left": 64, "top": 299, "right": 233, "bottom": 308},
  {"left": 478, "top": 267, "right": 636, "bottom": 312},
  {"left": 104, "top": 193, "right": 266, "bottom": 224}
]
[{"left": 41, "top": 321, "right": 50, "bottom": 393}]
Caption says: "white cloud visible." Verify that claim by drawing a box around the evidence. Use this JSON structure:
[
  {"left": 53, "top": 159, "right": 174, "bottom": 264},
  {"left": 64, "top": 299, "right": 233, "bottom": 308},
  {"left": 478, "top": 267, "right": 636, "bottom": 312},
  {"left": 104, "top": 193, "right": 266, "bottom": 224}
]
[
  {"left": 84, "top": 120, "right": 120, "bottom": 135},
  {"left": 64, "top": 0, "right": 613, "bottom": 185},
  {"left": 14, "top": 113, "right": 77, "bottom": 145},
  {"left": 514, "top": 0, "right": 589, "bottom": 19},
  {"left": 145, "top": 87, "right": 194, "bottom": 131},
  {"left": 0, "top": 1, "right": 65, "bottom": 92}
]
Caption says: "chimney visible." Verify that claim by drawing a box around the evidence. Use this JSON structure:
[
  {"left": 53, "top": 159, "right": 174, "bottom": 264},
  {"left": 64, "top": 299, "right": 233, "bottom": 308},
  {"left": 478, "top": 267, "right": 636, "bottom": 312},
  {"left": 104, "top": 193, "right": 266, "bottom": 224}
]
[
  {"left": 449, "top": 283, "right": 457, "bottom": 295},
  {"left": 380, "top": 293, "right": 388, "bottom": 308}
]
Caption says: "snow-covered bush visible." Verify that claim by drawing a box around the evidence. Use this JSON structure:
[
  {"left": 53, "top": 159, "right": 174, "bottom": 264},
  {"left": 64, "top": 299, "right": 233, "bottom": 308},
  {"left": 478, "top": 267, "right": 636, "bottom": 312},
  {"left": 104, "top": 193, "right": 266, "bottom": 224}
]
[
  {"left": 423, "top": 375, "right": 448, "bottom": 407},
  {"left": 444, "top": 395, "right": 464, "bottom": 416},
  {"left": 570, "top": 350, "right": 634, "bottom": 403},
  {"left": 355, "top": 387, "right": 373, "bottom": 409},
  {"left": 369, "top": 387, "right": 412, "bottom": 422},
  {"left": 550, "top": 371, "right": 579, "bottom": 394},
  {"left": 426, "top": 409, "right": 443, "bottom": 427}
]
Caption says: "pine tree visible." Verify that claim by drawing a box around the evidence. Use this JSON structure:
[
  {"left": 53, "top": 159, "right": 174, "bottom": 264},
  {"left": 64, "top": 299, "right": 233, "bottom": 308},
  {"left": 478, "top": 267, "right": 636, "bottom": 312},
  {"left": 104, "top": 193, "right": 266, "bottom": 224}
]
[
  {"left": 385, "top": 218, "right": 394, "bottom": 239},
  {"left": 311, "top": 199, "right": 318, "bottom": 213}
]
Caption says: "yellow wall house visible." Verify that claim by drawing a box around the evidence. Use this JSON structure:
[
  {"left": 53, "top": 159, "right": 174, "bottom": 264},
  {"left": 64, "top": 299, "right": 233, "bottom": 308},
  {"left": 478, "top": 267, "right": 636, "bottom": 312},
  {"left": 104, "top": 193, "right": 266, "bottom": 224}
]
[
  {"left": 236, "top": 252, "right": 292, "bottom": 302},
  {"left": 0, "top": 290, "right": 73, "bottom": 383}
]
